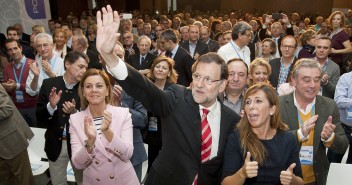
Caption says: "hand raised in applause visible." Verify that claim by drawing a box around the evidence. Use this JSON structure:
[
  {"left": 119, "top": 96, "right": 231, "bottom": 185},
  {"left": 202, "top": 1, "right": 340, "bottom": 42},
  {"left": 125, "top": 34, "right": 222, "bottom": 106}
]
[
  {"left": 49, "top": 87, "right": 62, "bottom": 109},
  {"left": 29, "top": 60, "right": 40, "bottom": 77},
  {"left": 101, "top": 110, "right": 112, "bottom": 132},
  {"left": 42, "top": 59, "right": 55, "bottom": 78},
  {"left": 112, "top": 85, "right": 123, "bottom": 106},
  {"left": 2, "top": 79, "right": 16, "bottom": 93},
  {"left": 301, "top": 115, "right": 318, "bottom": 138},
  {"left": 84, "top": 116, "right": 97, "bottom": 141},
  {"left": 62, "top": 99, "right": 77, "bottom": 114}
]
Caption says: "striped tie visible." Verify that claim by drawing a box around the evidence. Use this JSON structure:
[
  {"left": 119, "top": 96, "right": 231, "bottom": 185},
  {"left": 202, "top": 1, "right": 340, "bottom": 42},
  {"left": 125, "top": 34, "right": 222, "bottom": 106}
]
[{"left": 194, "top": 109, "right": 211, "bottom": 185}]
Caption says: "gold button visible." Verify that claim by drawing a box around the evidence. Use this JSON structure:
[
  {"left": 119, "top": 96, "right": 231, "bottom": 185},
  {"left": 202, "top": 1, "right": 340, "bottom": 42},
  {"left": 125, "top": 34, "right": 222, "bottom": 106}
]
[
  {"left": 108, "top": 159, "right": 112, "bottom": 162},
  {"left": 95, "top": 161, "right": 99, "bottom": 164},
  {"left": 110, "top": 176, "right": 114, "bottom": 179},
  {"left": 96, "top": 178, "right": 100, "bottom": 181}
]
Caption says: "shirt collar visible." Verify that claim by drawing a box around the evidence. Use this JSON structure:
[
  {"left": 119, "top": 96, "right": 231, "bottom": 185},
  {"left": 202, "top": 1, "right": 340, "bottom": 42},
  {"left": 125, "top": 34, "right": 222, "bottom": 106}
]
[
  {"left": 63, "top": 74, "right": 78, "bottom": 90},
  {"left": 171, "top": 44, "right": 179, "bottom": 56},
  {"left": 293, "top": 90, "right": 316, "bottom": 114},
  {"left": 199, "top": 100, "right": 219, "bottom": 117},
  {"left": 231, "top": 40, "right": 243, "bottom": 51}
]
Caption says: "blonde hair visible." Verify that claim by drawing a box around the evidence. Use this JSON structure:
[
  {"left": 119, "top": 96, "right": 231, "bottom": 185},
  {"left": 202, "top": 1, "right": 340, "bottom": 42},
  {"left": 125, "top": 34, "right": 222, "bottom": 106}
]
[
  {"left": 148, "top": 56, "right": 178, "bottom": 84},
  {"left": 248, "top": 58, "right": 272, "bottom": 86}
]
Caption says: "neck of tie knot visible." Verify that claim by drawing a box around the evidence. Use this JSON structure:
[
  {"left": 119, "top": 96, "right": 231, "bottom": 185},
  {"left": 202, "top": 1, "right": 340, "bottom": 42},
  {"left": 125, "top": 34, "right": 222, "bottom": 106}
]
[{"left": 202, "top": 109, "right": 209, "bottom": 116}]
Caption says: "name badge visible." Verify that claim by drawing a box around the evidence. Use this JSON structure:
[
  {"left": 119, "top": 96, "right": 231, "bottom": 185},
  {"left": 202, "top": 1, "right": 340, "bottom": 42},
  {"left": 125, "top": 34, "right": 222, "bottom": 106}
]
[
  {"left": 299, "top": 146, "right": 314, "bottom": 165},
  {"left": 148, "top": 117, "right": 158, "bottom": 131},
  {"left": 15, "top": 90, "right": 24, "bottom": 103},
  {"left": 346, "top": 107, "right": 352, "bottom": 121}
]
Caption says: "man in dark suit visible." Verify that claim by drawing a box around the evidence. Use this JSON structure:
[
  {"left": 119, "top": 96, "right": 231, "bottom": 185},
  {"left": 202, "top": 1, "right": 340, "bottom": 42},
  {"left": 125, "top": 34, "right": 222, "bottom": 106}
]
[
  {"left": 71, "top": 34, "right": 102, "bottom": 70},
  {"left": 0, "top": 84, "right": 34, "bottom": 185},
  {"left": 122, "top": 31, "right": 139, "bottom": 61},
  {"left": 200, "top": 26, "right": 220, "bottom": 52},
  {"left": 269, "top": 35, "right": 298, "bottom": 90},
  {"left": 14, "top": 23, "right": 30, "bottom": 46},
  {"left": 96, "top": 7, "right": 240, "bottom": 185},
  {"left": 160, "top": 29, "right": 194, "bottom": 87},
  {"left": 259, "top": 13, "right": 294, "bottom": 57},
  {"left": 180, "top": 25, "right": 210, "bottom": 61},
  {"left": 36, "top": 51, "right": 88, "bottom": 185},
  {"left": 127, "top": 35, "right": 157, "bottom": 75},
  {"left": 279, "top": 58, "right": 348, "bottom": 185}
]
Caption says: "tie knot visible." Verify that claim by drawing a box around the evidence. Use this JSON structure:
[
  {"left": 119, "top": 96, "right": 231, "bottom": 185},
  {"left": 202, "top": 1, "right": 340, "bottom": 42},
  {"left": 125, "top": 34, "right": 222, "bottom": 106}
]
[{"left": 202, "top": 109, "right": 209, "bottom": 115}]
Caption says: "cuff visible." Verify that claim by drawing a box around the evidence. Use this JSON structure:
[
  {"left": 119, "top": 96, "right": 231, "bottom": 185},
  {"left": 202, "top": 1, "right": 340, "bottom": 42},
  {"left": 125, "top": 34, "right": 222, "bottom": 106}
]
[
  {"left": 106, "top": 58, "right": 128, "bottom": 80},
  {"left": 286, "top": 24, "right": 292, "bottom": 28},
  {"left": 47, "top": 102, "right": 57, "bottom": 116},
  {"left": 322, "top": 132, "right": 335, "bottom": 146},
  {"left": 297, "top": 128, "right": 310, "bottom": 142}
]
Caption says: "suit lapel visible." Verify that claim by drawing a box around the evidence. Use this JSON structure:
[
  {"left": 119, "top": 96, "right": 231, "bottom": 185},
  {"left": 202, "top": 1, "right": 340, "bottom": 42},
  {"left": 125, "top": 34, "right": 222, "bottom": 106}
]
[{"left": 285, "top": 94, "right": 299, "bottom": 130}]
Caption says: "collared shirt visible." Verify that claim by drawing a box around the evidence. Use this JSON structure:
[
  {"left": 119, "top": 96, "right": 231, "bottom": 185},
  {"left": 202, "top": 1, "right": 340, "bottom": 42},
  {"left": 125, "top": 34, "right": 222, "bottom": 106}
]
[
  {"left": 293, "top": 90, "right": 316, "bottom": 114},
  {"left": 223, "top": 91, "right": 244, "bottom": 115},
  {"left": 25, "top": 55, "right": 65, "bottom": 96},
  {"left": 170, "top": 44, "right": 179, "bottom": 59},
  {"left": 140, "top": 54, "right": 147, "bottom": 65},
  {"left": 189, "top": 41, "right": 197, "bottom": 57},
  {"left": 13, "top": 56, "right": 27, "bottom": 90},
  {"left": 67, "top": 37, "right": 72, "bottom": 48},
  {"left": 335, "top": 71, "right": 352, "bottom": 126},
  {"left": 217, "top": 40, "right": 251, "bottom": 66},
  {"left": 199, "top": 101, "right": 221, "bottom": 159}
]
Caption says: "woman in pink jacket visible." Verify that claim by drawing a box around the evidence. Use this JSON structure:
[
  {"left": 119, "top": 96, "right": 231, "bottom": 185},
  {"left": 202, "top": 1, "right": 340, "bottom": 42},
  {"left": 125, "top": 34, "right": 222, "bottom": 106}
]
[{"left": 69, "top": 69, "right": 139, "bottom": 185}]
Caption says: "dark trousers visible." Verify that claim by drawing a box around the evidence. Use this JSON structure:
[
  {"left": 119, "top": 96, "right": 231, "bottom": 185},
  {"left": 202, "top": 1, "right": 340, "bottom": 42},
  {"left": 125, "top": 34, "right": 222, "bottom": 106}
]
[
  {"left": 327, "top": 123, "right": 352, "bottom": 163},
  {"left": 147, "top": 144, "right": 161, "bottom": 172},
  {"left": 19, "top": 106, "right": 37, "bottom": 127},
  {"left": 0, "top": 149, "right": 35, "bottom": 185}
]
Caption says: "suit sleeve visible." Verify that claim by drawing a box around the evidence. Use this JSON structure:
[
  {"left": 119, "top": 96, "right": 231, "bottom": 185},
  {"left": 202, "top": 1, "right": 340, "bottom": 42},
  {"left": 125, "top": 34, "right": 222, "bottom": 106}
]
[
  {"left": 36, "top": 79, "right": 53, "bottom": 128},
  {"left": 183, "top": 54, "right": 195, "bottom": 86},
  {"left": 121, "top": 92, "right": 148, "bottom": 129},
  {"left": 286, "top": 26, "right": 294, "bottom": 36},
  {"left": 323, "top": 66, "right": 340, "bottom": 97},
  {"left": 0, "top": 85, "right": 14, "bottom": 121}
]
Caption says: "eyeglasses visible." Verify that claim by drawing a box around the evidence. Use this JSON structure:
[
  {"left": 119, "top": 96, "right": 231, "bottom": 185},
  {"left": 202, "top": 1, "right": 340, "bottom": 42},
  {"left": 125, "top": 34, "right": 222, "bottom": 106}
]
[
  {"left": 281, "top": 45, "right": 296, "bottom": 49},
  {"left": 192, "top": 73, "right": 222, "bottom": 85}
]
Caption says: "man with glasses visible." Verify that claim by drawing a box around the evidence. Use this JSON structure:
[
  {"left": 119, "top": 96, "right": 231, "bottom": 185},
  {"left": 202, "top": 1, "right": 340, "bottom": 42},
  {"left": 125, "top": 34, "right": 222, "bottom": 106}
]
[
  {"left": 217, "top": 21, "right": 252, "bottom": 66},
  {"left": 122, "top": 31, "right": 139, "bottom": 61},
  {"left": 95, "top": 6, "right": 240, "bottom": 185},
  {"left": 268, "top": 35, "right": 298, "bottom": 90},
  {"left": 160, "top": 29, "right": 194, "bottom": 87},
  {"left": 25, "top": 33, "right": 65, "bottom": 97}
]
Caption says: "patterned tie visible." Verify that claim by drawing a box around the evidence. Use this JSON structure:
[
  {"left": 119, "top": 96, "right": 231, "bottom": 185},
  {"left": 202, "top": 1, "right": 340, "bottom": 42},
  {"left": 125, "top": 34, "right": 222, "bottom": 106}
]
[
  {"left": 194, "top": 109, "right": 211, "bottom": 185},
  {"left": 140, "top": 56, "right": 145, "bottom": 66},
  {"left": 201, "top": 108, "right": 212, "bottom": 162}
]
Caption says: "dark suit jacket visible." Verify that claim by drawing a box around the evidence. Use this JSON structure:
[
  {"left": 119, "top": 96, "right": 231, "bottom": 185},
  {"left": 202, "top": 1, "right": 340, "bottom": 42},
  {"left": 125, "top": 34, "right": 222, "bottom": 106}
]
[
  {"left": 167, "top": 46, "right": 195, "bottom": 87},
  {"left": 121, "top": 91, "right": 148, "bottom": 166},
  {"left": 36, "top": 76, "right": 81, "bottom": 161},
  {"left": 117, "top": 64, "right": 240, "bottom": 185},
  {"left": 21, "top": 43, "right": 35, "bottom": 60},
  {"left": 259, "top": 26, "right": 294, "bottom": 56},
  {"left": 268, "top": 57, "right": 297, "bottom": 89},
  {"left": 20, "top": 33, "right": 30, "bottom": 46},
  {"left": 0, "top": 84, "right": 34, "bottom": 159},
  {"left": 127, "top": 52, "right": 157, "bottom": 71},
  {"left": 180, "top": 40, "right": 210, "bottom": 58},
  {"left": 86, "top": 49, "right": 102, "bottom": 70},
  {"left": 279, "top": 93, "right": 348, "bottom": 185},
  {"left": 124, "top": 43, "right": 139, "bottom": 62},
  {"left": 207, "top": 39, "right": 220, "bottom": 52}
]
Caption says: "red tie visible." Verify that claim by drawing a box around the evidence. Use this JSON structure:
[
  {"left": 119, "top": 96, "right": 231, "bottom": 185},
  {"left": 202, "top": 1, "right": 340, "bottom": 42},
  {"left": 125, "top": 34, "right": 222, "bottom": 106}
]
[{"left": 194, "top": 109, "right": 212, "bottom": 185}]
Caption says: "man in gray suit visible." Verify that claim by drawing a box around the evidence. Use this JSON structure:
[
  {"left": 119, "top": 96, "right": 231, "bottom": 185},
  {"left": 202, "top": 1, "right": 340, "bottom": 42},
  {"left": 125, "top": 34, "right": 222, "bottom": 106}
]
[
  {"left": 279, "top": 59, "right": 348, "bottom": 185},
  {"left": 0, "top": 84, "right": 35, "bottom": 185}
]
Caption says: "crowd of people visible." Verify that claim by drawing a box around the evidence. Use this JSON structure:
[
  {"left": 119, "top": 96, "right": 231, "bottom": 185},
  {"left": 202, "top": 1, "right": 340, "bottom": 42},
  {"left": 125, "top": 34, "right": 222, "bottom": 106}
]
[{"left": 0, "top": 4, "right": 352, "bottom": 185}]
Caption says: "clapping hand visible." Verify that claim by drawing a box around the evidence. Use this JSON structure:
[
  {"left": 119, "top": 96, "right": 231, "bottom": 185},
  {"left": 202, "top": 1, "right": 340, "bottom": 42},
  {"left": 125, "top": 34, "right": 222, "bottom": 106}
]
[
  {"left": 62, "top": 99, "right": 77, "bottom": 114},
  {"left": 101, "top": 110, "right": 112, "bottom": 132},
  {"left": 301, "top": 115, "right": 318, "bottom": 138},
  {"left": 2, "top": 79, "right": 16, "bottom": 92},
  {"left": 321, "top": 73, "right": 329, "bottom": 85},
  {"left": 280, "top": 163, "right": 296, "bottom": 185},
  {"left": 112, "top": 85, "right": 123, "bottom": 106},
  {"left": 42, "top": 59, "right": 55, "bottom": 78},
  {"left": 321, "top": 116, "right": 336, "bottom": 140},
  {"left": 29, "top": 60, "right": 40, "bottom": 77},
  {"left": 84, "top": 116, "right": 97, "bottom": 141},
  {"left": 49, "top": 87, "right": 62, "bottom": 109},
  {"left": 240, "top": 152, "right": 258, "bottom": 178}
]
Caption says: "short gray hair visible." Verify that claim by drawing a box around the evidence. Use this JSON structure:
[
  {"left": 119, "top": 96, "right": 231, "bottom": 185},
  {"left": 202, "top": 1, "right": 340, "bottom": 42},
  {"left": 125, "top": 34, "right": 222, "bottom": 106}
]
[
  {"left": 291, "top": 58, "right": 323, "bottom": 79},
  {"left": 232, "top": 21, "right": 252, "bottom": 40},
  {"left": 34, "top": 33, "right": 53, "bottom": 45}
]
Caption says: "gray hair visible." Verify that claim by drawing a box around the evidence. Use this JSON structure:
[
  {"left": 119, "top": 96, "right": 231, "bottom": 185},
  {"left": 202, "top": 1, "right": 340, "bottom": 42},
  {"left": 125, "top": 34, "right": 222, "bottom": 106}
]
[
  {"left": 74, "top": 34, "right": 88, "bottom": 49},
  {"left": 291, "top": 58, "right": 323, "bottom": 79},
  {"left": 34, "top": 33, "right": 53, "bottom": 45},
  {"left": 137, "top": 35, "right": 151, "bottom": 45},
  {"left": 232, "top": 21, "right": 252, "bottom": 40}
]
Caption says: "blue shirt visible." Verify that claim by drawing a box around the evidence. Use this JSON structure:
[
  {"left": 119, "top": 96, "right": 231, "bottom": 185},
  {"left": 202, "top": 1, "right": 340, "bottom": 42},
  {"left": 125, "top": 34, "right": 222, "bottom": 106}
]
[{"left": 334, "top": 71, "right": 352, "bottom": 126}]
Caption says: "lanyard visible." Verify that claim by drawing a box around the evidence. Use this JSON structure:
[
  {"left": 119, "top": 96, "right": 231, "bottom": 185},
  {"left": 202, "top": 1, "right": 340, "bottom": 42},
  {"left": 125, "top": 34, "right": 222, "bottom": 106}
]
[
  {"left": 41, "top": 56, "right": 57, "bottom": 79},
  {"left": 297, "top": 104, "right": 315, "bottom": 127},
  {"left": 13, "top": 61, "right": 26, "bottom": 84},
  {"left": 230, "top": 41, "right": 246, "bottom": 62}
]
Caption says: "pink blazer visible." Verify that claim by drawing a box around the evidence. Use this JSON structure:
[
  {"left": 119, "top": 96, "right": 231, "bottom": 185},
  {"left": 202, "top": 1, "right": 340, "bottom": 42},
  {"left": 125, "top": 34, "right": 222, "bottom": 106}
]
[{"left": 69, "top": 104, "right": 139, "bottom": 185}]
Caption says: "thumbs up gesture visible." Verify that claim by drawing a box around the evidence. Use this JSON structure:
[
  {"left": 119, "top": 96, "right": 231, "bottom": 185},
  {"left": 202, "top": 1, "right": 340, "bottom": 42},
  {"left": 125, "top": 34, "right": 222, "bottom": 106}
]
[
  {"left": 321, "top": 116, "right": 336, "bottom": 140},
  {"left": 280, "top": 163, "right": 296, "bottom": 185},
  {"left": 240, "top": 152, "right": 258, "bottom": 178}
]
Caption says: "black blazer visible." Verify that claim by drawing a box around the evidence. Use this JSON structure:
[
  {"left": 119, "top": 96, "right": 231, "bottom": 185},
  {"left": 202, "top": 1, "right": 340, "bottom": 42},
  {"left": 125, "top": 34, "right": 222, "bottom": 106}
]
[
  {"left": 180, "top": 40, "right": 210, "bottom": 58},
  {"left": 167, "top": 46, "right": 195, "bottom": 87},
  {"left": 127, "top": 52, "right": 157, "bottom": 70},
  {"left": 117, "top": 64, "right": 240, "bottom": 185},
  {"left": 20, "top": 33, "right": 30, "bottom": 46},
  {"left": 36, "top": 76, "right": 81, "bottom": 161},
  {"left": 268, "top": 57, "right": 297, "bottom": 89},
  {"left": 124, "top": 43, "right": 139, "bottom": 62},
  {"left": 259, "top": 26, "right": 294, "bottom": 56},
  {"left": 86, "top": 49, "right": 102, "bottom": 70},
  {"left": 207, "top": 39, "right": 220, "bottom": 52}
]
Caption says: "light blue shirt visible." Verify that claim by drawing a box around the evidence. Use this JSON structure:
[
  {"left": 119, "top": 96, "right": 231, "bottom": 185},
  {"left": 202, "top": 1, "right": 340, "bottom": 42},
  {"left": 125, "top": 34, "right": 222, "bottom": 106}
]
[{"left": 334, "top": 71, "right": 352, "bottom": 126}]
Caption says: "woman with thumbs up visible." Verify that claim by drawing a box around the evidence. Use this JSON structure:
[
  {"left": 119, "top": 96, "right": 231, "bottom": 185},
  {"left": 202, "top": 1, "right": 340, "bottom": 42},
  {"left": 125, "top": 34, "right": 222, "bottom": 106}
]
[{"left": 221, "top": 83, "right": 304, "bottom": 185}]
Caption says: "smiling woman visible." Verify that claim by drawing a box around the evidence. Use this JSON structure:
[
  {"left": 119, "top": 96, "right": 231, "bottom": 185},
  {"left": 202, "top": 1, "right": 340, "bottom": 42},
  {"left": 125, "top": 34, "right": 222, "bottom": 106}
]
[{"left": 221, "top": 83, "right": 304, "bottom": 185}]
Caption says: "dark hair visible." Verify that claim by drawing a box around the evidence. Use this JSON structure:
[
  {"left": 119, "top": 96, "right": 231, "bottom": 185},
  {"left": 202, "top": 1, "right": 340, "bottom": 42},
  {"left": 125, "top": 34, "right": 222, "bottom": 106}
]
[
  {"left": 4, "top": 39, "right": 21, "bottom": 50},
  {"left": 160, "top": 29, "right": 178, "bottom": 43},
  {"left": 227, "top": 58, "right": 248, "bottom": 75},
  {"left": 64, "top": 51, "right": 89, "bottom": 70},
  {"left": 281, "top": 35, "right": 298, "bottom": 48},
  {"left": 192, "top": 52, "right": 228, "bottom": 80},
  {"left": 231, "top": 21, "right": 252, "bottom": 40},
  {"left": 6, "top": 26, "right": 18, "bottom": 35}
]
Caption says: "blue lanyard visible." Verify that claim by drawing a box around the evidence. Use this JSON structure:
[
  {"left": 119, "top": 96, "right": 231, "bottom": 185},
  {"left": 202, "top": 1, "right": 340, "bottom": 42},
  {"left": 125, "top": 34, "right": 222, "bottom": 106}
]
[
  {"left": 41, "top": 56, "right": 57, "bottom": 79},
  {"left": 13, "top": 61, "right": 26, "bottom": 84},
  {"left": 297, "top": 104, "right": 315, "bottom": 127},
  {"left": 230, "top": 41, "right": 246, "bottom": 62}
]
